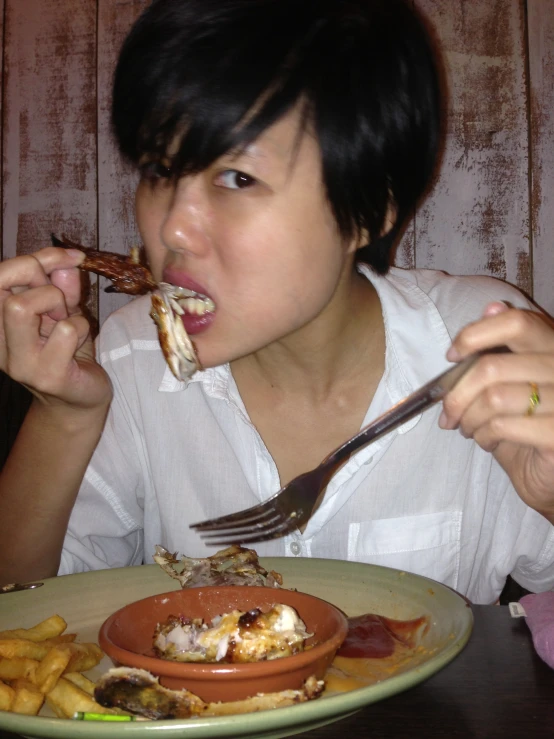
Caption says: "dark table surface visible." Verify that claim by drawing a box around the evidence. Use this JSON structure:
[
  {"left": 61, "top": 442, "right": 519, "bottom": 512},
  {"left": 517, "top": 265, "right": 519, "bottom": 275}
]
[{"left": 0, "top": 604, "right": 552, "bottom": 739}]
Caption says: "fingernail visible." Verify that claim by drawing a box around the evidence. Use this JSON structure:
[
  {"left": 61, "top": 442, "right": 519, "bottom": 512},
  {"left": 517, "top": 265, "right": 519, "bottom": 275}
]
[
  {"left": 483, "top": 301, "right": 509, "bottom": 316},
  {"left": 439, "top": 410, "right": 448, "bottom": 428},
  {"left": 65, "top": 248, "right": 84, "bottom": 259},
  {"left": 446, "top": 345, "right": 461, "bottom": 362}
]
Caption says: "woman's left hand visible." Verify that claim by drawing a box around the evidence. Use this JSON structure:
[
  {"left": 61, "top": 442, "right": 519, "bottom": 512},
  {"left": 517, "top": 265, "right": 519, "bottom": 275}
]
[{"left": 441, "top": 302, "right": 554, "bottom": 523}]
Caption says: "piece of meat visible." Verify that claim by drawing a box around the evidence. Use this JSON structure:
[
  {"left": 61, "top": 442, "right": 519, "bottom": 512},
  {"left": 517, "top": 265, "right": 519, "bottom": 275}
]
[
  {"left": 93, "top": 668, "right": 205, "bottom": 719},
  {"left": 153, "top": 604, "right": 311, "bottom": 663},
  {"left": 153, "top": 545, "right": 283, "bottom": 589},
  {"left": 52, "top": 234, "right": 157, "bottom": 295},
  {"left": 94, "top": 667, "right": 324, "bottom": 720}
]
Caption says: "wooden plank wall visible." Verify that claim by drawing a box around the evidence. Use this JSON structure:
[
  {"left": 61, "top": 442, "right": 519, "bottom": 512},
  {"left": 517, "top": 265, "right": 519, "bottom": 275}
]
[
  {"left": 528, "top": 0, "right": 554, "bottom": 315},
  {"left": 0, "top": 0, "right": 553, "bottom": 316}
]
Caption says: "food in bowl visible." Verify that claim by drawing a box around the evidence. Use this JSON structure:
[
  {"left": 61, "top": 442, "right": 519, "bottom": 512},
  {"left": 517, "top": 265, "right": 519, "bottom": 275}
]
[
  {"left": 153, "top": 603, "right": 312, "bottom": 663},
  {"left": 153, "top": 544, "right": 283, "bottom": 588},
  {"left": 98, "top": 585, "right": 348, "bottom": 702}
]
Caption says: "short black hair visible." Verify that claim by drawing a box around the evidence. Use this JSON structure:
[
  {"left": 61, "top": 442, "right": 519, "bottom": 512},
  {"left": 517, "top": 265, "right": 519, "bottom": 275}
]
[{"left": 112, "top": 0, "right": 441, "bottom": 274}]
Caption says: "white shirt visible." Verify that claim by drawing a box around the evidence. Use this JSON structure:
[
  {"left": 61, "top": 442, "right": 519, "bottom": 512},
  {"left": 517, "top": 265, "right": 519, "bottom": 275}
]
[{"left": 59, "top": 266, "right": 554, "bottom": 604}]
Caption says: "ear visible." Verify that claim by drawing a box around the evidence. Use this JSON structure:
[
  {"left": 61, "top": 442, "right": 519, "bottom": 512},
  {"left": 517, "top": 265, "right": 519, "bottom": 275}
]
[
  {"left": 346, "top": 228, "right": 370, "bottom": 255},
  {"left": 347, "top": 199, "right": 398, "bottom": 254},
  {"left": 380, "top": 198, "right": 397, "bottom": 237}
]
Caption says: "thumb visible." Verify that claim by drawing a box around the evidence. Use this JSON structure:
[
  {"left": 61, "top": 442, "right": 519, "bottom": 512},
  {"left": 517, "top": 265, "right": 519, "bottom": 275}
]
[
  {"left": 482, "top": 301, "right": 510, "bottom": 318},
  {"left": 49, "top": 267, "right": 83, "bottom": 316}
]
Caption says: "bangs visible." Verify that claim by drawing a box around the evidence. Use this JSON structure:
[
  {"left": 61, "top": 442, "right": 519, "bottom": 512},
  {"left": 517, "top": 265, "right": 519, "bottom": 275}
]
[
  {"left": 112, "top": 0, "right": 317, "bottom": 177},
  {"left": 112, "top": 0, "right": 441, "bottom": 274}
]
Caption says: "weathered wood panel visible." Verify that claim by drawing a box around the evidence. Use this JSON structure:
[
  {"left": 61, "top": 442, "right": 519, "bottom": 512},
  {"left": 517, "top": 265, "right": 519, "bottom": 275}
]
[
  {"left": 414, "top": 0, "right": 531, "bottom": 295},
  {"left": 528, "top": 0, "right": 554, "bottom": 316},
  {"left": 97, "top": 0, "right": 147, "bottom": 325},
  {"left": 2, "top": 0, "right": 98, "bottom": 267},
  {"left": 0, "top": 1, "right": 32, "bottom": 470}
]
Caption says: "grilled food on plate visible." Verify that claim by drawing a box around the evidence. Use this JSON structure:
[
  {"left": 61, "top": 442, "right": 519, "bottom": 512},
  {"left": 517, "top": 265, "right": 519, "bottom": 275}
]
[
  {"left": 153, "top": 545, "right": 283, "bottom": 588},
  {"left": 153, "top": 604, "right": 312, "bottom": 663},
  {"left": 94, "top": 667, "right": 324, "bottom": 719}
]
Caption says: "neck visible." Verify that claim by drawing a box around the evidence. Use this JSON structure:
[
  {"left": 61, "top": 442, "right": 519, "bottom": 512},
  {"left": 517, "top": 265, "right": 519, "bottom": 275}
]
[{"left": 231, "top": 267, "right": 384, "bottom": 401}]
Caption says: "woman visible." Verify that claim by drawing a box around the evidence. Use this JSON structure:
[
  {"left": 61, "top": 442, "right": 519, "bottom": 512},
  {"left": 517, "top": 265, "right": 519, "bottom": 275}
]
[{"left": 0, "top": 0, "right": 552, "bottom": 604}]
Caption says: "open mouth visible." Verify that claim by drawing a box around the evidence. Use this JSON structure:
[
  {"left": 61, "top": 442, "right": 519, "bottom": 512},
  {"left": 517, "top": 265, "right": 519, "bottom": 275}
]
[
  {"left": 160, "top": 282, "right": 216, "bottom": 318},
  {"left": 150, "top": 283, "right": 217, "bottom": 382}
]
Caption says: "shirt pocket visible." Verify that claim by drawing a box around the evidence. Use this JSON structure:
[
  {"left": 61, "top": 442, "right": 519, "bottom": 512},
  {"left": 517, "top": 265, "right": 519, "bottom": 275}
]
[{"left": 348, "top": 511, "right": 462, "bottom": 590}]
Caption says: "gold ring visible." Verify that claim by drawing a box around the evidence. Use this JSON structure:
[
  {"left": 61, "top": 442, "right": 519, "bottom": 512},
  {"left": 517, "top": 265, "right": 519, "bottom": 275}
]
[{"left": 526, "top": 382, "right": 540, "bottom": 416}]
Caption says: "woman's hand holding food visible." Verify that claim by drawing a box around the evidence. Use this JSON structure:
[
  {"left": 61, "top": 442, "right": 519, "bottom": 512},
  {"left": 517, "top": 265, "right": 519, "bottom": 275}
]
[
  {"left": 0, "top": 248, "right": 113, "bottom": 586},
  {"left": 0, "top": 247, "right": 112, "bottom": 412},
  {"left": 440, "top": 302, "right": 554, "bottom": 523}
]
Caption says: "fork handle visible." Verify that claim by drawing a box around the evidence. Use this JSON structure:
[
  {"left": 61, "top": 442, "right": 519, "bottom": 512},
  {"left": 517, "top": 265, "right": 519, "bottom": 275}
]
[{"left": 323, "top": 346, "right": 509, "bottom": 469}]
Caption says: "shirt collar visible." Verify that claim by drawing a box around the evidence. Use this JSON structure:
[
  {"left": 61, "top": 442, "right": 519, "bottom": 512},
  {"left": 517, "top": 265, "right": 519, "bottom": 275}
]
[
  {"left": 358, "top": 264, "right": 454, "bottom": 415},
  {"left": 158, "top": 361, "right": 234, "bottom": 397}
]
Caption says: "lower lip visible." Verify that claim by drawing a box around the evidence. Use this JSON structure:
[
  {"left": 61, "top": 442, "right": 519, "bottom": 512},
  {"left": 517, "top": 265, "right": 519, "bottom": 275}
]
[{"left": 181, "top": 311, "right": 215, "bottom": 335}]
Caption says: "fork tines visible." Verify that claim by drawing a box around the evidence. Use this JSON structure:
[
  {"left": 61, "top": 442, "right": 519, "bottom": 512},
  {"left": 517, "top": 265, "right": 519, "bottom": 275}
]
[{"left": 190, "top": 499, "right": 295, "bottom": 546}]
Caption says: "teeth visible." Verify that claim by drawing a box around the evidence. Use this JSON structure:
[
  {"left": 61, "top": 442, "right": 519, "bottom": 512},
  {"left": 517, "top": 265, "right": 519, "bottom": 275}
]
[
  {"left": 158, "top": 282, "right": 215, "bottom": 316},
  {"left": 172, "top": 286, "right": 201, "bottom": 299},
  {"left": 180, "top": 297, "right": 216, "bottom": 316}
]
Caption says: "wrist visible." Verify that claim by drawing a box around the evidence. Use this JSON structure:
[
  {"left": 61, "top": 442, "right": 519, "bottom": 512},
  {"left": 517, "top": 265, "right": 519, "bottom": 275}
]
[{"left": 27, "top": 395, "right": 111, "bottom": 437}]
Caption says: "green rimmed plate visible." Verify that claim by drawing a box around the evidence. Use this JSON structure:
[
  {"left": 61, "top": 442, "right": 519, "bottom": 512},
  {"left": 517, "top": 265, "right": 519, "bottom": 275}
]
[{"left": 0, "top": 558, "right": 473, "bottom": 738}]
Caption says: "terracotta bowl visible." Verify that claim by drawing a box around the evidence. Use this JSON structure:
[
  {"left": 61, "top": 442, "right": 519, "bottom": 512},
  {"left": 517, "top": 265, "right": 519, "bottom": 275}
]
[{"left": 98, "top": 585, "right": 348, "bottom": 703}]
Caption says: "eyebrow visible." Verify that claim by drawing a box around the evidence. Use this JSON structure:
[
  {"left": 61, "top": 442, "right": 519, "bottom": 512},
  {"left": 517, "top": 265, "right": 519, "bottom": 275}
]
[{"left": 225, "top": 143, "right": 275, "bottom": 163}]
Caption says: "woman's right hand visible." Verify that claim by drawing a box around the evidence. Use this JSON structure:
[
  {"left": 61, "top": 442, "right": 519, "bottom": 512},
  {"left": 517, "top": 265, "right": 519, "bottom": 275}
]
[{"left": 0, "top": 246, "right": 113, "bottom": 412}]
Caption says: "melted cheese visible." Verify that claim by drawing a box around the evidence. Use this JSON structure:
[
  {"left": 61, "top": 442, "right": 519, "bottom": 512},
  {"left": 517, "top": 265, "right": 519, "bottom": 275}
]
[{"left": 154, "top": 604, "right": 311, "bottom": 663}]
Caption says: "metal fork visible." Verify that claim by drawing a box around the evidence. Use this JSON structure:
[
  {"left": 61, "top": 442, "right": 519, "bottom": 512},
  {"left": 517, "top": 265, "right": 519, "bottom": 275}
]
[{"left": 190, "top": 346, "right": 508, "bottom": 546}]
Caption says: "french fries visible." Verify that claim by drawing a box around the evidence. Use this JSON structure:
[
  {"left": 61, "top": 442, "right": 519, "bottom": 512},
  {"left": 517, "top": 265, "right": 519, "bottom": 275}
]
[
  {"left": 0, "top": 614, "right": 108, "bottom": 718},
  {"left": 11, "top": 679, "right": 43, "bottom": 716},
  {"left": 34, "top": 647, "right": 72, "bottom": 694},
  {"left": 46, "top": 677, "right": 114, "bottom": 718},
  {"left": 0, "top": 657, "right": 38, "bottom": 682},
  {"left": 64, "top": 671, "right": 96, "bottom": 696},
  {"left": 0, "top": 615, "right": 67, "bottom": 642},
  {"left": 0, "top": 682, "right": 14, "bottom": 711}
]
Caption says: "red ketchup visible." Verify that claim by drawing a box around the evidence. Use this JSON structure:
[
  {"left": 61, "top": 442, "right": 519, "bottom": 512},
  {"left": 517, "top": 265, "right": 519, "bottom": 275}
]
[{"left": 337, "top": 614, "right": 429, "bottom": 659}]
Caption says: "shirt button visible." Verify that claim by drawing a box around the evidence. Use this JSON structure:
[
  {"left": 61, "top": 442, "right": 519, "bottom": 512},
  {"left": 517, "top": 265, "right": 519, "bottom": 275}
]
[{"left": 290, "top": 542, "right": 301, "bottom": 555}]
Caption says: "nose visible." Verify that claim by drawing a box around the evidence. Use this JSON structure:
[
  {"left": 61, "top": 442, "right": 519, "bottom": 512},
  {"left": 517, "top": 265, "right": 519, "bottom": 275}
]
[{"left": 161, "top": 178, "right": 210, "bottom": 257}]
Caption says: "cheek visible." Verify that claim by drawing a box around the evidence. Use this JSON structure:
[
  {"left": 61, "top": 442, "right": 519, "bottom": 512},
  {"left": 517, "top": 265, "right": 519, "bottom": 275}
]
[{"left": 135, "top": 186, "right": 166, "bottom": 279}]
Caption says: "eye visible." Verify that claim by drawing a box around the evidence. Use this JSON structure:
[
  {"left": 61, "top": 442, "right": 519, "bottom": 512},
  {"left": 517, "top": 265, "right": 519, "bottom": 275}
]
[
  {"left": 139, "top": 161, "right": 173, "bottom": 183},
  {"left": 214, "top": 170, "right": 256, "bottom": 190}
]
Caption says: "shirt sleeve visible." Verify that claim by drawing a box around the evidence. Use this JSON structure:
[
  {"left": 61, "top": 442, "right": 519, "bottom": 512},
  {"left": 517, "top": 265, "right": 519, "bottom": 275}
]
[
  {"left": 510, "top": 509, "right": 554, "bottom": 594},
  {"left": 58, "top": 328, "right": 146, "bottom": 575},
  {"left": 471, "top": 459, "right": 554, "bottom": 602}
]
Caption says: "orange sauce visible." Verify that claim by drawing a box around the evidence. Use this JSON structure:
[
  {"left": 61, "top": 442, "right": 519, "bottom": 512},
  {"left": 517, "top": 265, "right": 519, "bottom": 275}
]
[
  {"left": 325, "top": 645, "right": 432, "bottom": 694},
  {"left": 323, "top": 613, "right": 433, "bottom": 694}
]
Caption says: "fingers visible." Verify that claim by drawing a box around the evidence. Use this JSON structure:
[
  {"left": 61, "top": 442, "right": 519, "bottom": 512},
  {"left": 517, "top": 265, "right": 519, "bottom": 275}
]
[
  {"left": 470, "top": 415, "right": 554, "bottom": 456},
  {"left": 447, "top": 304, "right": 554, "bottom": 361},
  {"left": 4, "top": 309, "right": 91, "bottom": 397},
  {"left": 25, "top": 316, "right": 92, "bottom": 395},
  {"left": 3, "top": 285, "right": 66, "bottom": 361},
  {"left": 49, "top": 269, "right": 84, "bottom": 317},
  {"left": 440, "top": 351, "right": 554, "bottom": 430},
  {"left": 0, "top": 248, "right": 86, "bottom": 353},
  {"left": 447, "top": 379, "right": 554, "bottom": 451},
  {"left": 0, "top": 248, "right": 85, "bottom": 320},
  {"left": 0, "top": 248, "right": 84, "bottom": 292},
  {"left": 1, "top": 281, "right": 87, "bottom": 383}
]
